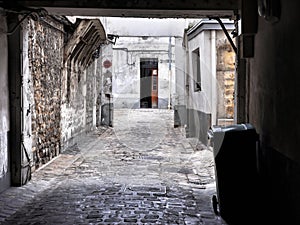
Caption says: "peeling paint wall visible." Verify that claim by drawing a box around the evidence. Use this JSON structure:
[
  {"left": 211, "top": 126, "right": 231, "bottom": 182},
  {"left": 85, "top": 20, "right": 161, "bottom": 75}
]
[
  {"left": 0, "top": 13, "right": 10, "bottom": 192},
  {"left": 27, "top": 17, "right": 63, "bottom": 169}
]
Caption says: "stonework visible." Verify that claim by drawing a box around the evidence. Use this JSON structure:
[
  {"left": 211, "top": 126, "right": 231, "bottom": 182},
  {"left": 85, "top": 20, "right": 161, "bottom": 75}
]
[
  {"left": 60, "top": 19, "right": 107, "bottom": 150},
  {"left": 19, "top": 16, "right": 108, "bottom": 172},
  {"left": 216, "top": 33, "right": 235, "bottom": 121},
  {"left": 27, "top": 17, "right": 63, "bottom": 169}
]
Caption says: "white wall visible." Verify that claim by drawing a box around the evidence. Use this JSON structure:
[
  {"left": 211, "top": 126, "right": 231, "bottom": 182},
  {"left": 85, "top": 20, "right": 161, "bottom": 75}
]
[
  {"left": 112, "top": 36, "right": 176, "bottom": 109},
  {"left": 67, "top": 17, "right": 195, "bottom": 110},
  {"left": 187, "top": 31, "right": 215, "bottom": 115},
  {"left": 174, "top": 37, "right": 186, "bottom": 106}
]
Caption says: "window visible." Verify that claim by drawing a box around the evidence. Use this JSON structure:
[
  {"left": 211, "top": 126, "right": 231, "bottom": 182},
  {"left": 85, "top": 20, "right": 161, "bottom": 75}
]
[{"left": 192, "top": 48, "right": 201, "bottom": 92}]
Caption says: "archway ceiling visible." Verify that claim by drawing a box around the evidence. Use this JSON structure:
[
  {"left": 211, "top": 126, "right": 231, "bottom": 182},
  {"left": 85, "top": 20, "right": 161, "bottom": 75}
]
[{"left": 13, "top": 0, "right": 240, "bottom": 18}]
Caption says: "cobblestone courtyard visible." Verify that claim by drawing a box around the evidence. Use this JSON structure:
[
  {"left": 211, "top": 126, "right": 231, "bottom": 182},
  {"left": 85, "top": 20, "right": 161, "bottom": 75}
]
[{"left": 0, "top": 109, "right": 226, "bottom": 225}]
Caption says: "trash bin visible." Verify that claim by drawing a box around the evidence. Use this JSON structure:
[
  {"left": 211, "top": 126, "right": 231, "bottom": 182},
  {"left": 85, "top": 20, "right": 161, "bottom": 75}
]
[{"left": 208, "top": 124, "right": 260, "bottom": 225}]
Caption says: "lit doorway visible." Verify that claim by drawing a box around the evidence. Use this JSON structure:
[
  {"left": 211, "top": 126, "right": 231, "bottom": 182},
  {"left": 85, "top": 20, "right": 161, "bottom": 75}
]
[{"left": 140, "top": 58, "right": 158, "bottom": 108}]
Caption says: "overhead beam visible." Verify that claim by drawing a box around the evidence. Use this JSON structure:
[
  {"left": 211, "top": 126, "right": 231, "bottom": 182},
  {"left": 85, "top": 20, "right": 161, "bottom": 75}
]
[{"left": 11, "top": 0, "right": 240, "bottom": 17}]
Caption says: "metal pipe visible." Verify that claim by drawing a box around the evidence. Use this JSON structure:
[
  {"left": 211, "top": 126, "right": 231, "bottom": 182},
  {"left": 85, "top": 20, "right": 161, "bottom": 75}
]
[
  {"left": 209, "top": 17, "right": 237, "bottom": 54},
  {"left": 168, "top": 37, "right": 172, "bottom": 110},
  {"left": 113, "top": 47, "right": 170, "bottom": 66}
]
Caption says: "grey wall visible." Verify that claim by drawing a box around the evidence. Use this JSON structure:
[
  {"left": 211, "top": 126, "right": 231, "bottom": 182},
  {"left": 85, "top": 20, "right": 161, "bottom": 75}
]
[
  {"left": 250, "top": 0, "right": 300, "bottom": 162},
  {"left": 249, "top": 1, "right": 300, "bottom": 223},
  {"left": 0, "top": 13, "right": 10, "bottom": 192}
]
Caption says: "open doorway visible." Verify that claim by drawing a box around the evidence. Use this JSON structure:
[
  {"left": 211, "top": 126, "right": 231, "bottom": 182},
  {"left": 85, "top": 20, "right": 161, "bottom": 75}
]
[{"left": 140, "top": 58, "right": 158, "bottom": 108}]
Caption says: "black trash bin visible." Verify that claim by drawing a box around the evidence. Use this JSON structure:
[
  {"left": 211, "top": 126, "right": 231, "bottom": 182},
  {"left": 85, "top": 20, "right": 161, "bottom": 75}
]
[{"left": 208, "top": 124, "right": 260, "bottom": 225}]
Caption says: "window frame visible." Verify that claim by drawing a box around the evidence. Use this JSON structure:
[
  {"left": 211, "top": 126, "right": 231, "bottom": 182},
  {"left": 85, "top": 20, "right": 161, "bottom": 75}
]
[{"left": 192, "top": 48, "right": 201, "bottom": 92}]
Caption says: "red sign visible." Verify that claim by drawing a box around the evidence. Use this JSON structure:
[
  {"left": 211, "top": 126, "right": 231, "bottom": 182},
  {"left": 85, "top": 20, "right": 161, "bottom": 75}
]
[{"left": 103, "top": 60, "right": 112, "bottom": 68}]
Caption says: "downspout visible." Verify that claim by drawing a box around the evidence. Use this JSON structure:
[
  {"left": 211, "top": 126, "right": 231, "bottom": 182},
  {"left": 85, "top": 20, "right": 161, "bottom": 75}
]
[
  {"left": 211, "top": 30, "right": 217, "bottom": 126},
  {"left": 184, "top": 29, "right": 190, "bottom": 137},
  {"left": 168, "top": 36, "right": 172, "bottom": 110}
]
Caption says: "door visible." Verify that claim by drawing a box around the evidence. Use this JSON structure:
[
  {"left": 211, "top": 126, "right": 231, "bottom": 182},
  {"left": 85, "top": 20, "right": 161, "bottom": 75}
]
[
  {"left": 151, "top": 69, "right": 158, "bottom": 108},
  {"left": 140, "top": 58, "right": 158, "bottom": 108}
]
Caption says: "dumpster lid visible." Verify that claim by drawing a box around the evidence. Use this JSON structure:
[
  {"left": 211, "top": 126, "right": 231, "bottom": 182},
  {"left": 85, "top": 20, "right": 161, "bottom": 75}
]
[
  {"left": 210, "top": 123, "right": 255, "bottom": 134},
  {"left": 208, "top": 123, "right": 257, "bottom": 156}
]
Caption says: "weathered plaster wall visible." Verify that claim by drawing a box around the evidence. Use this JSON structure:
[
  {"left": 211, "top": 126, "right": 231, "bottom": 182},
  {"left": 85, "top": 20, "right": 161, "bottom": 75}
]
[
  {"left": 58, "top": 19, "right": 107, "bottom": 149},
  {"left": 0, "top": 13, "right": 10, "bottom": 192},
  {"left": 61, "top": 66, "right": 86, "bottom": 149},
  {"left": 100, "top": 44, "right": 113, "bottom": 126},
  {"left": 28, "top": 17, "right": 63, "bottom": 169},
  {"left": 60, "top": 51, "right": 107, "bottom": 148},
  {"left": 86, "top": 61, "right": 98, "bottom": 130},
  {"left": 249, "top": 1, "right": 300, "bottom": 223},
  {"left": 112, "top": 36, "right": 175, "bottom": 109}
]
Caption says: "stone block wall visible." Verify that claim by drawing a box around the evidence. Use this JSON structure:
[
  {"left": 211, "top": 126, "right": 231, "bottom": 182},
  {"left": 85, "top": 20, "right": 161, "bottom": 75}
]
[
  {"left": 27, "top": 17, "right": 63, "bottom": 169},
  {"left": 216, "top": 31, "right": 235, "bottom": 125}
]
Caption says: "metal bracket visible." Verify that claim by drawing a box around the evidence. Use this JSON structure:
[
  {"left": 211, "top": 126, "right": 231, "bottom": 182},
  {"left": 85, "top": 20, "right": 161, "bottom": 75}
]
[{"left": 208, "top": 17, "right": 237, "bottom": 54}]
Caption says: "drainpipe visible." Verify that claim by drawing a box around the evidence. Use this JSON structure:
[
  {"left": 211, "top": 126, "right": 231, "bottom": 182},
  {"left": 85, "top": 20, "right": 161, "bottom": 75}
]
[
  {"left": 168, "top": 36, "right": 172, "bottom": 110},
  {"left": 211, "top": 30, "right": 217, "bottom": 126},
  {"left": 184, "top": 29, "right": 190, "bottom": 137},
  {"left": 209, "top": 17, "right": 237, "bottom": 54}
]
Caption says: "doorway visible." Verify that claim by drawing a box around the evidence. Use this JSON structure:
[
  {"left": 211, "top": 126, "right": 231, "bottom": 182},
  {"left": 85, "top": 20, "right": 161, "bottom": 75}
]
[{"left": 140, "top": 58, "right": 158, "bottom": 108}]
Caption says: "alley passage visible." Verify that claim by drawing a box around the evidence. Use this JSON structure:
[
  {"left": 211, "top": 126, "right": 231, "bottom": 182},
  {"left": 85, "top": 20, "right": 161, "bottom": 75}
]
[{"left": 0, "top": 109, "right": 226, "bottom": 225}]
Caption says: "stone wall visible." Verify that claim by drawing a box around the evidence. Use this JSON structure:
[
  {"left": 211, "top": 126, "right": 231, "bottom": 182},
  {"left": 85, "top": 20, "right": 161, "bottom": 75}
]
[
  {"left": 60, "top": 18, "right": 107, "bottom": 149},
  {"left": 60, "top": 67, "right": 86, "bottom": 149},
  {"left": 27, "top": 17, "right": 63, "bottom": 169},
  {"left": 216, "top": 31, "right": 235, "bottom": 125}
]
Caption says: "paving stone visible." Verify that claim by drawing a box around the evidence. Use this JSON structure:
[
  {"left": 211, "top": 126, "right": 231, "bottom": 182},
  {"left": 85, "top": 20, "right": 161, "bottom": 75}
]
[{"left": 0, "top": 109, "right": 226, "bottom": 225}]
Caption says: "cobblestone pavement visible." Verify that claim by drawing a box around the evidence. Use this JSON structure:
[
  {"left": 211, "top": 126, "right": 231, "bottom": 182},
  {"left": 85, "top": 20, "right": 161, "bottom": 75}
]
[{"left": 0, "top": 109, "right": 227, "bottom": 225}]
